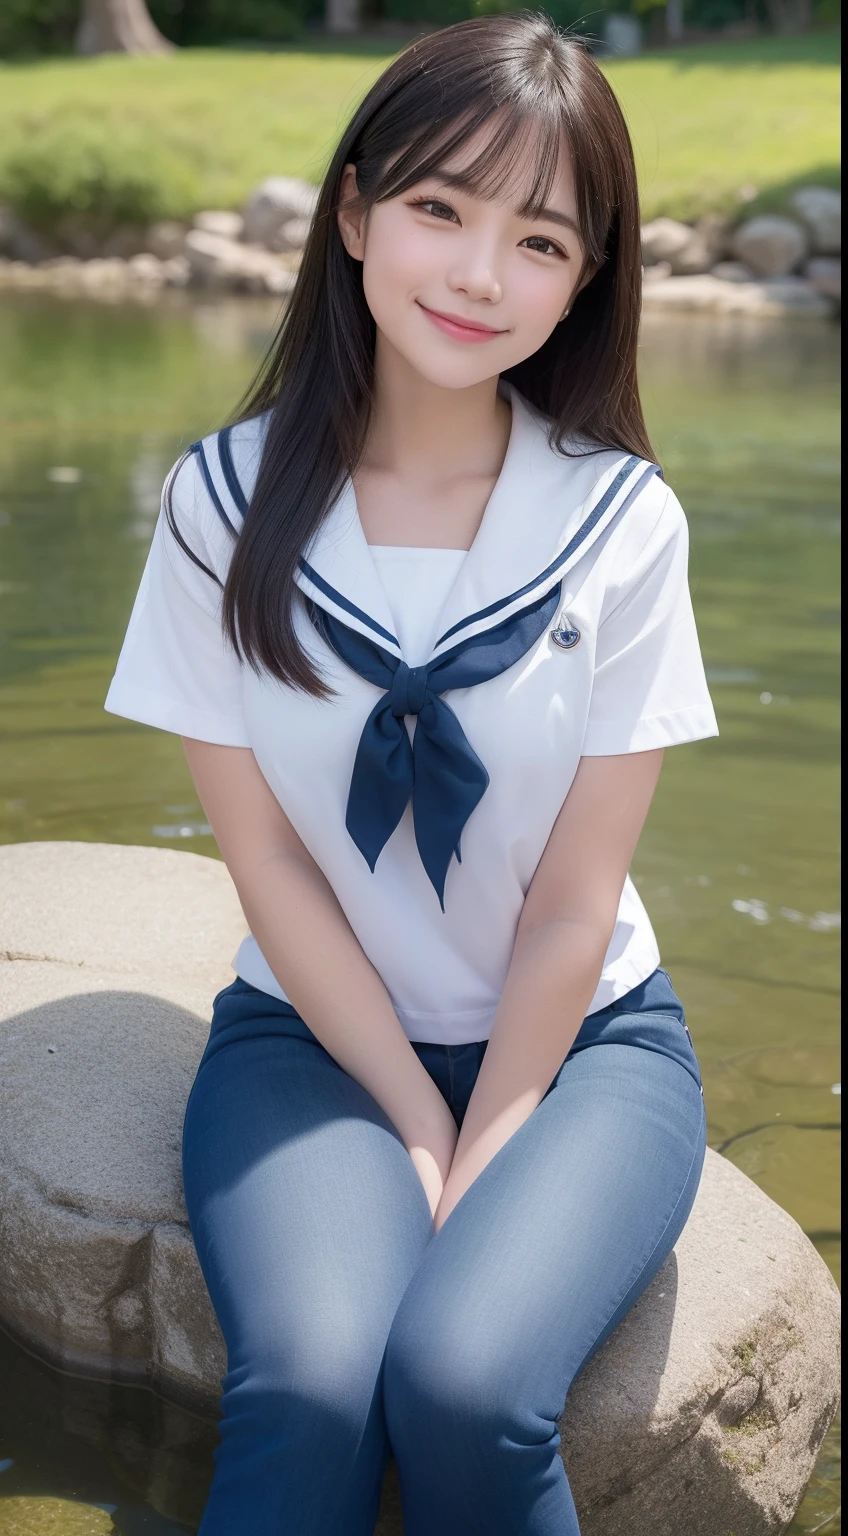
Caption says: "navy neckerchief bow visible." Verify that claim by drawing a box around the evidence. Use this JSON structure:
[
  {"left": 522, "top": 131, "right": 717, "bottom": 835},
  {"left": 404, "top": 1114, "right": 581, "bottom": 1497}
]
[{"left": 309, "top": 582, "right": 561, "bottom": 908}]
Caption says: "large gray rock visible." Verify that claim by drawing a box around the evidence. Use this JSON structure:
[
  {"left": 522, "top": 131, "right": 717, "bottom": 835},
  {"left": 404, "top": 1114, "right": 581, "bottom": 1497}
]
[
  {"left": 0, "top": 840, "right": 245, "bottom": 992},
  {"left": 731, "top": 216, "right": 809, "bottom": 277},
  {"left": 0, "top": 842, "right": 840, "bottom": 1535},
  {"left": 641, "top": 216, "right": 725, "bottom": 276},
  {"left": 184, "top": 228, "right": 296, "bottom": 295},
  {"left": 789, "top": 186, "right": 841, "bottom": 255},
  {"left": 241, "top": 175, "right": 319, "bottom": 251}
]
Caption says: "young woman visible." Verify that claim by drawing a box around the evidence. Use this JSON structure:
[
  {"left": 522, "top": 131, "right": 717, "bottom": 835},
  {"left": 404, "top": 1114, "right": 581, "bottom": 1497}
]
[{"left": 105, "top": 13, "right": 718, "bottom": 1534}]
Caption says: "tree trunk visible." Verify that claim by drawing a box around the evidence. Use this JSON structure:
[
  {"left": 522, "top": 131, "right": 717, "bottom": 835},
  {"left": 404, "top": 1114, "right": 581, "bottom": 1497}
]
[
  {"left": 665, "top": 0, "right": 685, "bottom": 42},
  {"left": 75, "top": 0, "right": 175, "bottom": 55},
  {"left": 325, "top": 0, "right": 359, "bottom": 35}
]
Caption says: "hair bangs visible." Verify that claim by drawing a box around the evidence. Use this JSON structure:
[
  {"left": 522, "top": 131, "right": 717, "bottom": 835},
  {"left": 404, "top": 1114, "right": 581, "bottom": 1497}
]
[{"left": 378, "top": 100, "right": 565, "bottom": 212}]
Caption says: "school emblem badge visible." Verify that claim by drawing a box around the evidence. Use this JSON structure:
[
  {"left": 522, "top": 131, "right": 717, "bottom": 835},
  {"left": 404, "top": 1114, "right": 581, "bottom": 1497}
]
[{"left": 550, "top": 618, "right": 581, "bottom": 649}]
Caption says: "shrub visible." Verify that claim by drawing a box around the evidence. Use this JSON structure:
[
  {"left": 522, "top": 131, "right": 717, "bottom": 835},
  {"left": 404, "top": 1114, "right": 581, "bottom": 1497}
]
[
  {"left": 0, "top": 0, "right": 77, "bottom": 57},
  {"left": 0, "top": 0, "right": 303, "bottom": 56},
  {"left": 149, "top": 0, "right": 302, "bottom": 45},
  {"left": 0, "top": 114, "right": 203, "bottom": 239}
]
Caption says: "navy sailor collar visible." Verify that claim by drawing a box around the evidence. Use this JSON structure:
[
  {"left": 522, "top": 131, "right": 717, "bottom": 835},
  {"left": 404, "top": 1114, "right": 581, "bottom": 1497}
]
[{"left": 191, "top": 384, "right": 661, "bottom": 665}]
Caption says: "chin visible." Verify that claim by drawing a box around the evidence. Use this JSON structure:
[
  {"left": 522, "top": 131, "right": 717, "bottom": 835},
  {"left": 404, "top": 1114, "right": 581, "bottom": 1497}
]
[
  {"left": 417, "top": 364, "right": 502, "bottom": 390},
  {"left": 394, "top": 339, "right": 510, "bottom": 391}
]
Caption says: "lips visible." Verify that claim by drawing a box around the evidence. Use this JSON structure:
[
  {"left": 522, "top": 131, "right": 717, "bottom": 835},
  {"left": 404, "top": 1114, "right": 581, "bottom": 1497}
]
[{"left": 417, "top": 302, "right": 507, "bottom": 343}]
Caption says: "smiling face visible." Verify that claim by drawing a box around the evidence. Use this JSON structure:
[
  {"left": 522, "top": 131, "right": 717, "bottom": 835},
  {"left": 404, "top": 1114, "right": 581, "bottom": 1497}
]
[{"left": 337, "top": 121, "right": 588, "bottom": 391}]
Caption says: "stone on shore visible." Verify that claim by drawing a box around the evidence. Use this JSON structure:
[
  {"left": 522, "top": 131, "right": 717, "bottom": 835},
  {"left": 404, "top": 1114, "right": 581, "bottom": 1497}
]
[
  {"left": 641, "top": 272, "right": 832, "bottom": 318},
  {"left": 789, "top": 187, "right": 841, "bottom": 255},
  {"left": 144, "top": 220, "right": 189, "bottom": 261},
  {"left": 184, "top": 229, "right": 296, "bottom": 295},
  {"left": 0, "top": 842, "right": 840, "bottom": 1536},
  {"left": 711, "top": 259, "right": 757, "bottom": 283},
  {"left": 192, "top": 209, "right": 245, "bottom": 242},
  {"left": 641, "top": 216, "right": 721, "bottom": 275},
  {"left": 805, "top": 257, "right": 841, "bottom": 302},
  {"left": 731, "top": 216, "right": 809, "bottom": 277},
  {"left": 241, "top": 176, "right": 319, "bottom": 251}
]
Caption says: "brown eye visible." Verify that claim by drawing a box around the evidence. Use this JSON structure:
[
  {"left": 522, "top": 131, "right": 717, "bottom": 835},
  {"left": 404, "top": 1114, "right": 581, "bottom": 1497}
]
[
  {"left": 414, "top": 199, "right": 459, "bottom": 223},
  {"left": 523, "top": 236, "right": 565, "bottom": 258}
]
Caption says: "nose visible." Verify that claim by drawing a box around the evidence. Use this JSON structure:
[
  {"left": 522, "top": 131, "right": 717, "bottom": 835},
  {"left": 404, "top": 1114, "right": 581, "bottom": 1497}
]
[{"left": 445, "top": 235, "right": 503, "bottom": 306}]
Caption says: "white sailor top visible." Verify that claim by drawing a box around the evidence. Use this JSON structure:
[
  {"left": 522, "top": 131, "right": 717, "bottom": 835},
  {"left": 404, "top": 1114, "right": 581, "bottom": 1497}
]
[{"left": 105, "top": 383, "right": 719, "bottom": 1045}]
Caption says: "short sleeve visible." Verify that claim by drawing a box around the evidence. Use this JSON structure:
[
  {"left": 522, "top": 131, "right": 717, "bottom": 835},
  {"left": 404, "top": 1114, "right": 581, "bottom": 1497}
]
[
  {"left": 581, "top": 485, "right": 719, "bottom": 755},
  {"left": 104, "top": 451, "right": 251, "bottom": 746}
]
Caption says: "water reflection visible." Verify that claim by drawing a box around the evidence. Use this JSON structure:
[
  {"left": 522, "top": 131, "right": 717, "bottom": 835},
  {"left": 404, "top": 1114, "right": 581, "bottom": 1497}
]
[
  {"left": 0, "top": 296, "right": 840, "bottom": 1533},
  {"left": 0, "top": 1324, "right": 206, "bottom": 1531}
]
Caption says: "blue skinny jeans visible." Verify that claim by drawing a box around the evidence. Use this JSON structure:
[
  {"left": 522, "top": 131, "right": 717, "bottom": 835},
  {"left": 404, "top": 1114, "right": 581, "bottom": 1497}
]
[{"left": 181, "top": 965, "right": 707, "bottom": 1536}]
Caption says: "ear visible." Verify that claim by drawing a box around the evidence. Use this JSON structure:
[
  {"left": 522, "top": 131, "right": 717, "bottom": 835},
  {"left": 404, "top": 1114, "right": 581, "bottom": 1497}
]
[{"left": 337, "top": 163, "right": 367, "bottom": 262}]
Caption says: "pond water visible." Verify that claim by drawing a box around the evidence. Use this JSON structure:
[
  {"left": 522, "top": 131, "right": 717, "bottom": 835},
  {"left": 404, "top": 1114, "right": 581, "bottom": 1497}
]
[{"left": 0, "top": 294, "right": 840, "bottom": 1533}]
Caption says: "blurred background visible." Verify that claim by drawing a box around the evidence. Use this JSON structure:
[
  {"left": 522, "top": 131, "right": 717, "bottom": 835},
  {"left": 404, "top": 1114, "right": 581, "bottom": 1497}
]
[{"left": 0, "top": 3, "right": 840, "bottom": 1533}]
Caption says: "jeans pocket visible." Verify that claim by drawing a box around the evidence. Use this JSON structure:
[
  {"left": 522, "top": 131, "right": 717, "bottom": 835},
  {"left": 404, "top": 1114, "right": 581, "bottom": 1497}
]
[{"left": 611, "top": 1008, "right": 704, "bottom": 1094}]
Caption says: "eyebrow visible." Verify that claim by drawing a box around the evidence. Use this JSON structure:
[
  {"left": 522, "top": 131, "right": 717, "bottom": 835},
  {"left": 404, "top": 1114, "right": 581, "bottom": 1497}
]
[
  {"left": 427, "top": 173, "right": 581, "bottom": 238},
  {"left": 529, "top": 205, "right": 581, "bottom": 237}
]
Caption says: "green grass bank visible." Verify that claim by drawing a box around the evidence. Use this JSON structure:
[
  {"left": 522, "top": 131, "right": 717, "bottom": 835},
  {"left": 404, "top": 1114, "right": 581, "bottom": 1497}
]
[{"left": 0, "top": 31, "right": 840, "bottom": 241}]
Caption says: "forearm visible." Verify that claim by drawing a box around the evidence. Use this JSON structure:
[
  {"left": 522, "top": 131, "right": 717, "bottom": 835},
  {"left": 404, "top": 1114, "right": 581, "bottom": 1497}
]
[
  {"left": 180, "top": 739, "right": 454, "bottom": 1168},
  {"left": 232, "top": 846, "right": 454, "bottom": 1156},
  {"left": 436, "top": 750, "right": 665, "bottom": 1227},
  {"left": 436, "top": 917, "right": 610, "bottom": 1224}
]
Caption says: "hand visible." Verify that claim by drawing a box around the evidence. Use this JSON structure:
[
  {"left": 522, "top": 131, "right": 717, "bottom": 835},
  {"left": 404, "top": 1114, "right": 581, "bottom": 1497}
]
[
  {"left": 432, "top": 1180, "right": 459, "bottom": 1232},
  {"left": 407, "top": 1099, "right": 459, "bottom": 1222}
]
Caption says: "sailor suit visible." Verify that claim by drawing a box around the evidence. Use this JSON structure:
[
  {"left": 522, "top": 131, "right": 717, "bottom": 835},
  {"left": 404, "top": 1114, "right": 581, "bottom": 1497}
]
[{"left": 105, "top": 382, "right": 719, "bottom": 1045}]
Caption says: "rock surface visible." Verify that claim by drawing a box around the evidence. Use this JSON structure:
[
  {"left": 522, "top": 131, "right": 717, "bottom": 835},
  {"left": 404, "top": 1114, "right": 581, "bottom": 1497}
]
[
  {"left": 641, "top": 272, "right": 832, "bottom": 318},
  {"left": 192, "top": 209, "right": 245, "bottom": 241},
  {"left": 731, "top": 216, "right": 809, "bottom": 277},
  {"left": 789, "top": 186, "right": 841, "bottom": 255},
  {"left": 0, "top": 253, "right": 190, "bottom": 300},
  {"left": 805, "top": 257, "right": 841, "bottom": 302},
  {"left": 641, "top": 217, "right": 698, "bottom": 272},
  {"left": 641, "top": 216, "right": 726, "bottom": 275},
  {"left": 144, "top": 220, "right": 189, "bottom": 260},
  {"left": 711, "top": 259, "right": 757, "bottom": 283},
  {"left": 0, "top": 841, "right": 840, "bottom": 1536},
  {"left": 183, "top": 229, "right": 296, "bottom": 295},
  {"left": 241, "top": 175, "right": 319, "bottom": 251}
]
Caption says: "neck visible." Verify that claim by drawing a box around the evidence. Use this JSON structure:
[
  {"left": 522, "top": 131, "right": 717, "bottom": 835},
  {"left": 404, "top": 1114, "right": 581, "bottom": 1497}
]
[{"left": 363, "top": 331, "right": 511, "bottom": 481}]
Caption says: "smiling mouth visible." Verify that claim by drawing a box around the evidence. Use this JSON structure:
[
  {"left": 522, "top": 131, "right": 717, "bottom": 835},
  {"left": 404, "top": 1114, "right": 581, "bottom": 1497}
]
[{"left": 417, "top": 303, "right": 508, "bottom": 342}]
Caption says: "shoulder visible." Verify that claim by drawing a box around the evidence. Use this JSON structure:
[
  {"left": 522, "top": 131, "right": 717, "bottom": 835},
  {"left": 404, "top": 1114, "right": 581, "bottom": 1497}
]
[
  {"left": 165, "top": 409, "right": 272, "bottom": 574},
  {"left": 511, "top": 386, "right": 682, "bottom": 557},
  {"left": 611, "top": 472, "right": 687, "bottom": 562},
  {"left": 544, "top": 412, "right": 688, "bottom": 566}
]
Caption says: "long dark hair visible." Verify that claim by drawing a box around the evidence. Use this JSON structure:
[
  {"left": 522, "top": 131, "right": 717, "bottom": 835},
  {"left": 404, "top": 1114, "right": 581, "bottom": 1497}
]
[{"left": 168, "top": 11, "right": 655, "bottom": 696}]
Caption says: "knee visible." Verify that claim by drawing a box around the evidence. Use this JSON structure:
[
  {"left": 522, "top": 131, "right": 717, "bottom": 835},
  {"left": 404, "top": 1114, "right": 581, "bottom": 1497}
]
[
  {"left": 383, "top": 1303, "right": 530, "bottom": 1454},
  {"left": 223, "top": 1325, "right": 383, "bottom": 1446}
]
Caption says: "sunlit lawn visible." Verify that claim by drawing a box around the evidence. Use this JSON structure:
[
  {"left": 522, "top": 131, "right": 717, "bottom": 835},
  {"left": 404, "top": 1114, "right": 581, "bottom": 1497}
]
[{"left": 0, "top": 31, "right": 840, "bottom": 230}]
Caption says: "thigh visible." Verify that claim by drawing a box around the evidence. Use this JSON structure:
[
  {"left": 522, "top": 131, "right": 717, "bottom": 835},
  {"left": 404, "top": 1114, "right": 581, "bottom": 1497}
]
[
  {"left": 182, "top": 984, "right": 434, "bottom": 1386},
  {"left": 386, "top": 1041, "right": 706, "bottom": 1425}
]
